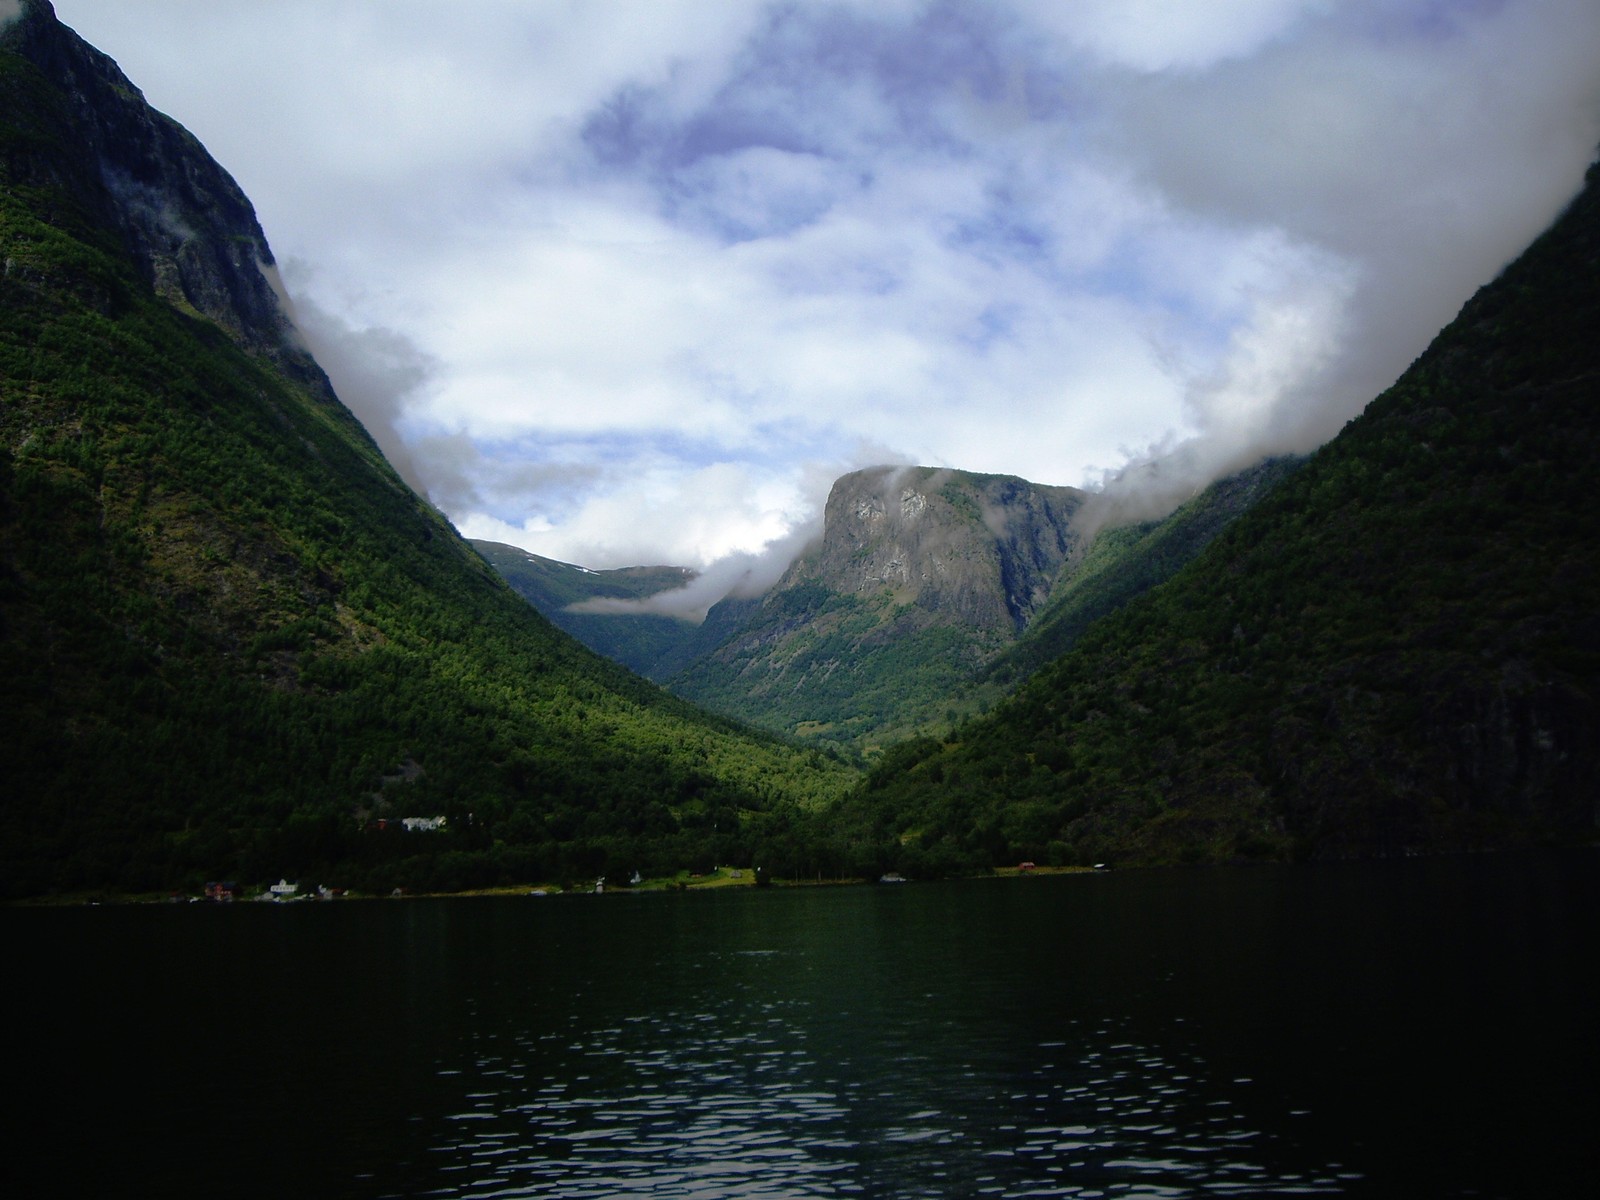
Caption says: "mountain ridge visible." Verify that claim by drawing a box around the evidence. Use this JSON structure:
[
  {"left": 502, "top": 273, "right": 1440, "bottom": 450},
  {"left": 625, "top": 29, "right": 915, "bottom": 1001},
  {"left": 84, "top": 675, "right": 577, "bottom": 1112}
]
[
  {"left": 470, "top": 540, "right": 703, "bottom": 676},
  {"left": 3, "top": 0, "right": 331, "bottom": 395}
]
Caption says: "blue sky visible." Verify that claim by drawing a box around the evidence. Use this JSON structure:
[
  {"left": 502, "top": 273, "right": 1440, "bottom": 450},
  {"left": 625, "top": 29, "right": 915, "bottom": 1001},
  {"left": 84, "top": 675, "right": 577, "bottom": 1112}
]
[{"left": 46, "top": 0, "right": 1600, "bottom": 579}]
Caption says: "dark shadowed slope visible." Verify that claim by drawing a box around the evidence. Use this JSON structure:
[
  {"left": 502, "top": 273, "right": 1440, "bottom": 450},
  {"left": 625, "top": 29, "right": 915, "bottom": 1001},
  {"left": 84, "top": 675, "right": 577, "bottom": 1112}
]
[
  {"left": 0, "top": 1, "right": 853, "bottom": 898},
  {"left": 989, "top": 455, "right": 1306, "bottom": 687},
  {"left": 845, "top": 157, "right": 1600, "bottom": 873}
]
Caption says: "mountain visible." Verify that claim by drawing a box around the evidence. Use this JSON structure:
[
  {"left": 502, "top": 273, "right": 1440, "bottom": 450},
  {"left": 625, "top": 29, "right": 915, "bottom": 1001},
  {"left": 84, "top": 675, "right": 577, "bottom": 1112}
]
[
  {"left": 988, "top": 455, "right": 1306, "bottom": 687},
  {"left": 666, "top": 466, "right": 1085, "bottom": 750},
  {"left": 475, "top": 462, "right": 1298, "bottom": 755},
  {"left": 845, "top": 158, "right": 1600, "bottom": 873},
  {"left": 0, "top": 0, "right": 854, "bottom": 898},
  {"left": 471, "top": 541, "right": 702, "bottom": 676},
  {"left": 0, "top": 0, "right": 327, "bottom": 395}
]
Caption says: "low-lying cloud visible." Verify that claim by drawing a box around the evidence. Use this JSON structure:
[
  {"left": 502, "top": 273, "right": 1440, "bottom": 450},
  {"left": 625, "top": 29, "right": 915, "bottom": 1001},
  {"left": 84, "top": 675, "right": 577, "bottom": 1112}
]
[
  {"left": 280, "top": 281, "right": 439, "bottom": 500},
  {"left": 569, "top": 518, "right": 823, "bottom": 623},
  {"left": 1080, "top": 0, "right": 1600, "bottom": 520}
]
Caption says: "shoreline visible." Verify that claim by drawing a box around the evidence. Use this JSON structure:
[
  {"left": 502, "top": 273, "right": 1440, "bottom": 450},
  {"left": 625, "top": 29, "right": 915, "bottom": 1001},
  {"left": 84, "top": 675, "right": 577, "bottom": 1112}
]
[{"left": 6, "top": 864, "right": 1101, "bottom": 907}]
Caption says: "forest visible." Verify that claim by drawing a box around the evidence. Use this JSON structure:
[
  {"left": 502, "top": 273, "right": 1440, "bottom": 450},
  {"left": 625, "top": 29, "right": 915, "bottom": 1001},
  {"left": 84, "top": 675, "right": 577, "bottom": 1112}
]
[{"left": 0, "top": 31, "right": 853, "bottom": 899}]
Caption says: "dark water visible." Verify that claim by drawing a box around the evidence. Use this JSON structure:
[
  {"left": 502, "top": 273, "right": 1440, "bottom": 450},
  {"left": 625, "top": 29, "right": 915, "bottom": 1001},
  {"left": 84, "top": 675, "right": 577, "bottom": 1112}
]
[{"left": 10, "top": 852, "right": 1598, "bottom": 1198}]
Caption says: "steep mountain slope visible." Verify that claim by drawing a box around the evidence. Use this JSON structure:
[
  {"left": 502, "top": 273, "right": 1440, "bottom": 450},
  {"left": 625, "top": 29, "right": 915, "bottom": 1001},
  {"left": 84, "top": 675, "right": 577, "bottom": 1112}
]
[
  {"left": 846, "top": 158, "right": 1600, "bottom": 872},
  {"left": 471, "top": 540, "right": 701, "bottom": 676},
  {"left": 667, "top": 465, "right": 1085, "bottom": 750},
  {"left": 0, "top": 1, "right": 853, "bottom": 898},
  {"left": 988, "top": 456, "right": 1305, "bottom": 686}
]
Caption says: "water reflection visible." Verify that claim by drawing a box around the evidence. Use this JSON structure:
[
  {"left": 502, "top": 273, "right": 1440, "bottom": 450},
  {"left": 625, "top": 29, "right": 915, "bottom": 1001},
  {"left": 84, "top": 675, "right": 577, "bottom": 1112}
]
[
  {"left": 15, "top": 854, "right": 1597, "bottom": 1198},
  {"left": 409, "top": 922, "right": 1353, "bottom": 1199}
]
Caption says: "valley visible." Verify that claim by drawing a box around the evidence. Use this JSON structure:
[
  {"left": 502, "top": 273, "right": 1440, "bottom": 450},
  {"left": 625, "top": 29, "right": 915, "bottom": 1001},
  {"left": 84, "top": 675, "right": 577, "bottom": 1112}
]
[{"left": 2, "top": 0, "right": 1596, "bottom": 900}]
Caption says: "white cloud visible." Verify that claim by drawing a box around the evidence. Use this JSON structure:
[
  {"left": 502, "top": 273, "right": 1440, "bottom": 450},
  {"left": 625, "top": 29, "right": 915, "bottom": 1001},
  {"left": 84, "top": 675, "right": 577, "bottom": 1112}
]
[
  {"left": 458, "top": 458, "right": 823, "bottom": 573},
  {"left": 569, "top": 519, "right": 826, "bottom": 623},
  {"left": 48, "top": 0, "right": 1600, "bottom": 601},
  {"left": 671, "top": 146, "right": 863, "bottom": 240},
  {"left": 1085, "top": 0, "right": 1600, "bottom": 503},
  {"left": 1014, "top": 0, "right": 1328, "bottom": 72}
]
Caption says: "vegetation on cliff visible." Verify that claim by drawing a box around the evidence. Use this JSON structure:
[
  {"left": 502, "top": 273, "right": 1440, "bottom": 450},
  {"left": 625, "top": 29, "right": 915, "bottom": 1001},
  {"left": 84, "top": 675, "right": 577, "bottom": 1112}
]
[
  {"left": 661, "top": 467, "right": 1085, "bottom": 753},
  {"left": 989, "top": 456, "right": 1305, "bottom": 687},
  {"left": 470, "top": 541, "right": 705, "bottom": 678}
]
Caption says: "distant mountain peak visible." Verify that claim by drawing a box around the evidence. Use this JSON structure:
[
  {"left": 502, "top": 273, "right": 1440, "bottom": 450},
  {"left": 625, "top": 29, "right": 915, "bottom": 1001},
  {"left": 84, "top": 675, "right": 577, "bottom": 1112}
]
[{"left": 787, "top": 464, "right": 1086, "bottom": 635}]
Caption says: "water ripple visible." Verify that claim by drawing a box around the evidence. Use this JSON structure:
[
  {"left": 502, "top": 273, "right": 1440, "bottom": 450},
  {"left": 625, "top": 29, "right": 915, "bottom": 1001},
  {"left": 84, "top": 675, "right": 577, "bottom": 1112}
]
[{"left": 400, "top": 1003, "right": 1350, "bottom": 1199}]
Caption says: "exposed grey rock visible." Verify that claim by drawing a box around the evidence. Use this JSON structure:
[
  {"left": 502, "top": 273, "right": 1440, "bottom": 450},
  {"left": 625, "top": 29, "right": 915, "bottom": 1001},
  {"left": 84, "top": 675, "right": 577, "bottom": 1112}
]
[
  {"left": 787, "top": 465, "right": 1085, "bottom": 636},
  {"left": 3, "top": 0, "right": 334, "bottom": 399}
]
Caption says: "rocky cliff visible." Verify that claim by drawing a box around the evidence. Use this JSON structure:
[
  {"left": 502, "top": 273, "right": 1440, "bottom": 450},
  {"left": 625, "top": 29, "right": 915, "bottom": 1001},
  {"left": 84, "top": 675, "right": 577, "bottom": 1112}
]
[
  {"left": 2, "top": 0, "right": 329, "bottom": 395},
  {"left": 795, "top": 466, "right": 1085, "bottom": 635},
  {"left": 665, "top": 467, "right": 1086, "bottom": 748}
]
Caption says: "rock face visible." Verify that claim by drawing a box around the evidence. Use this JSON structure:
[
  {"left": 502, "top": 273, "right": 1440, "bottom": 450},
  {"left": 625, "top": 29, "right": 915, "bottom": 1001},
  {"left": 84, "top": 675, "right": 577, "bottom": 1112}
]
[
  {"left": 664, "top": 467, "right": 1086, "bottom": 747},
  {"left": 2, "top": 0, "right": 329, "bottom": 395},
  {"left": 785, "top": 466, "right": 1084, "bottom": 637}
]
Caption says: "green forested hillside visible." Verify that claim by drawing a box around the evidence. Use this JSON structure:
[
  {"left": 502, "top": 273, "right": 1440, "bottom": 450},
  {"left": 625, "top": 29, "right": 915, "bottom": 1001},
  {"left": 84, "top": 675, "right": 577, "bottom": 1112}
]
[
  {"left": 469, "top": 540, "right": 705, "bottom": 677},
  {"left": 673, "top": 584, "right": 985, "bottom": 752},
  {"left": 989, "top": 456, "right": 1304, "bottom": 686},
  {"left": 0, "top": 5, "right": 853, "bottom": 899},
  {"left": 841, "top": 161, "right": 1600, "bottom": 874}
]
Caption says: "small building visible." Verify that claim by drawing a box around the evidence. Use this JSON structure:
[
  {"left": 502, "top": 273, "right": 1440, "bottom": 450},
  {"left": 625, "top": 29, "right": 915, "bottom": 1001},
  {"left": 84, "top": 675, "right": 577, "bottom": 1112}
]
[
  {"left": 204, "top": 881, "right": 243, "bottom": 901},
  {"left": 269, "top": 878, "right": 299, "bottom": 898}
]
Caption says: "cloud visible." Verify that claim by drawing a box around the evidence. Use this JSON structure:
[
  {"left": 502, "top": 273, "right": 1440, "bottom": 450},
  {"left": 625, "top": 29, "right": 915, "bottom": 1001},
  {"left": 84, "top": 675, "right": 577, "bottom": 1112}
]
[
  {"left": 274, "top": 270, "right": 441, "bottom": 502},
  {"left": 455, "top": 453, "right": 864, "bottom": 577},
  {"left": 1014, "top": 0, "right": 1327, "bottom": 72},
  {"left": 668, "top": 146, "right": 863, "bottom": 241},
  {"left": 49, "top": 0, "right": 1600, "bottom": 601},
  {"left": 1082, "top": 0, "right": 1600, "bottom": 516},
  {"left": 570, "top": 519, "right": 824, "bottom": 623}
]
